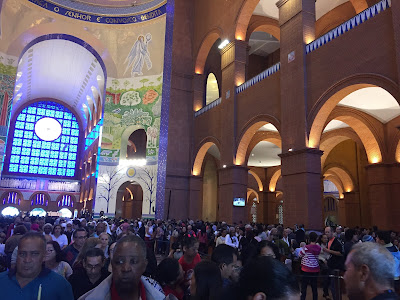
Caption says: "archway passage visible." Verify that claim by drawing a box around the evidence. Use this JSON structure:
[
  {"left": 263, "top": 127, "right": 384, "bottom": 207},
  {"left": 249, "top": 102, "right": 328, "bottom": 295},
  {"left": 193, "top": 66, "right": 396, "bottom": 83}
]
[
  {"left": 115, "top": 181, "right": 143, "bottom": 219},
  {"left": 127, "top": 129, "right": 147, "bottom": 159},
  {"left": 202, "top": 157, "right": 218, "bottom": 221}
]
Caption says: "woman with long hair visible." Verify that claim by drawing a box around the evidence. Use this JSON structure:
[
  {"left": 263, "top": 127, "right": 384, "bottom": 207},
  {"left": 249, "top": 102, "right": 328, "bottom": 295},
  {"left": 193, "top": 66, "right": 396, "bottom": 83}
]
[
  {"left": 190, "top": 260, "right": 222, "bottom": 300},
  {"left": 156, "top": 257, "right": 185, "bottom": 300},
  {"left": 51, "top": 224, "right": 68, "bottom": 250},
  {"left": 45, "top": 241, "right": 72, "bottom": 279},
  {"left": 72, "top": 237, "right": 99, "bottom": 272},
  {"left": 96, "top": 232, "right": 110, "bottom": 258}
]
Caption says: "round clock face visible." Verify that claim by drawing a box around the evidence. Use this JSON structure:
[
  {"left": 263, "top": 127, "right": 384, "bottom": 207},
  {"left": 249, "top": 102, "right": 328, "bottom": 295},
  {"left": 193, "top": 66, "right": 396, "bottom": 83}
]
[{"left": 34, "top": 117, "right": 62, "bottom": 141}]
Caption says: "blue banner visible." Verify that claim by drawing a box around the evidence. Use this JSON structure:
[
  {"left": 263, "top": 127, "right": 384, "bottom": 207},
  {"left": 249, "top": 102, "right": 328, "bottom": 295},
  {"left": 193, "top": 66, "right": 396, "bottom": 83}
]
[{"left": 28, "top": 0, "right": 166, "bottom": 24}]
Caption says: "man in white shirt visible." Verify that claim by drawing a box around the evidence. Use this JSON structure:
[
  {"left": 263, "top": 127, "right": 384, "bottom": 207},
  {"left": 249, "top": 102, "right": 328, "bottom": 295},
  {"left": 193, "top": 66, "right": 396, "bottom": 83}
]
[
  {"left": 225, "top": 227, "right": 239, "bottom": 248},
  {"left": 282, "top": 228, "right": 290, "bottom": 247}
]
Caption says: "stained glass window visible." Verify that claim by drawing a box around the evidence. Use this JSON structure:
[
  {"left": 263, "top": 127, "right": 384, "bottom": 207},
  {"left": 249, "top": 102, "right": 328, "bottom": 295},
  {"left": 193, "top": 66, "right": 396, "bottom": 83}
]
[{"left": 8, "top": 101, "right": 80, "bottom": 178}]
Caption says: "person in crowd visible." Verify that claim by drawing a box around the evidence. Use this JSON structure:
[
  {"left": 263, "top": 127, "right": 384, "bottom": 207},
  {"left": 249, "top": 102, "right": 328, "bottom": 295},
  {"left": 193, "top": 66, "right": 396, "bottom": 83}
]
[
  {"left": 0, "top": 232, "right": 73, "bottom": 299},
  {"left": 324, "top": 226, "right": 344, "bottom": 300},
  {"left": 179, "top": 235, "right": 201, "bottom": 288},
  {"left": 45, "top": 240, "right": 73, "bottom": 279},
  {"left": 73, "top": 237, "right": 100, "bottom": 271},
  {"left": 63, "top": 227, "right": 88, "bottom": 266},
  {"left": 215, "top": 228, "right": 227, "bottom": 246},
  {"left": 197, "top": 225, "right": 208, "bottom": 254},
  {"left": 211, "top": 244, "right": 240, "bottom": 287},
  {"left": 6, "top": 216, "right": 23, "bottom": 238},
  {"left": 187, "top": 225, "right": 196, "bottom": 237},
  {"left": 299, "top": 232, "right": 321, "bottom": 300},
  {"left": 256, "top": 224, "right": 267, "bottom": 241},
  {"left": 43, "top": 223, "right": 53, "bottom": 238},
  {"left": 344, "top": 242, "right": 399, "bottom": 300},
  {"left": 317, "top": 234, "right": 331, "bottom": 298},
  {"left": 92, "top": 222, "right": 105, "bottom": 238},
  {"left": 155, "top": 257, "right": 185, "bottom": 300},
  {"left": 65, "top": 222, "right": 74, "bottom": 244},
  {"left": 68, "top": 247, "right": 110, "bottom": 300},
  {"left": 52, "top": 224, "right": 69, "bottom": 249},
  {"left": 236, "top": 256, "right": 300, "bottom": 300},
  {"left": 155, "top": 222, "right": 165, "bottom": 254},
  {"left": 335, "top": 226, "right": 344, "bottom": 243},
  {"left": 4, "top": 224, "right": 27, "bottom": 269},
  {"left": 0, "top": 231, "right": 5, "bottom": 256},
  {"left": 376, "top": 231, "right": 400, "bottom": 292},
  {"left": 96, "top": 232, "right": 110, "bottom": 258},
  {"left": 78, "top": 235, "right": 165, "bottom": 300},
  {"left": 293, "top": 241, "right": 305, "bottom": 259},
  {"left": 225, "top": 226, "right": 239, "bottom": 248},
  {"left": 258, "top": 240, "right": 279, "bottom": 260},
  {"left": 190, "top": 260, "right": 222, "bottom": 300},
  {"left": 282, "top": 228, "right": 291, "bottom": 247},
  {"left": 145, "top": 220, "right": 155, "bottom": 250},
  {"left": 344, "top": 228, "right": 359, "bottom": 261},
  {"left": 296, "top": 224, "right": 306, "bottom": 244}
]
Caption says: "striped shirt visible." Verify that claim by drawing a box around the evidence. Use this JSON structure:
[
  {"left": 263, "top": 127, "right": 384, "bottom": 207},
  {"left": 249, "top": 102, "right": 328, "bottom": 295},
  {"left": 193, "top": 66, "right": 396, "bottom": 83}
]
[{"left": 300, "top": 244, "right": 321, "bottom": 273}]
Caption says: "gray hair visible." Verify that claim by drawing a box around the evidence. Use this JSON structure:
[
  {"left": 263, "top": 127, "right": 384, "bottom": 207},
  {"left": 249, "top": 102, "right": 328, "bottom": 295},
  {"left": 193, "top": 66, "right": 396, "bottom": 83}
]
[{"left": 349, "top": 242, "right": 395, "bottom": 286}]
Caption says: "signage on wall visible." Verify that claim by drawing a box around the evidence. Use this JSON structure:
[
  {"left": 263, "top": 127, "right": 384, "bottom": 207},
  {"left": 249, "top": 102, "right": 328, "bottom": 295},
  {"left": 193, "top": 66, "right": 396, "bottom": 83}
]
[
  {"left": 288, "top": 51, "right": 295, "bottom": 63},
  {"left": 28, "top": 0, "right": 166, "bottom": 25}
]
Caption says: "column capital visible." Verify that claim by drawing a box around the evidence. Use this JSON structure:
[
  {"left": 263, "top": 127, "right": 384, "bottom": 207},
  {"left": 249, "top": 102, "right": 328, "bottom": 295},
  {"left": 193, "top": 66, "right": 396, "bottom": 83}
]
[{"left": 279, "top": 147, "right": 323, "bottom": 158}]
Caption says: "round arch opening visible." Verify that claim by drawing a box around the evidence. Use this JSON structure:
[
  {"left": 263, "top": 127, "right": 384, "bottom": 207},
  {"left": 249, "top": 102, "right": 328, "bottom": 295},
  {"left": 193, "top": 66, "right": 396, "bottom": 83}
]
[
  {"left": 115, "top": 181, "right": 143, "bottom": 219},
  {"left": 2, "top": 206, "right": 20, "bottom": 217},
  {"left": 30, "top": 208, "right": 47, "bottom": 217},
  {"left": 59, "top": 208, "right": 72, "bottom": 218}
]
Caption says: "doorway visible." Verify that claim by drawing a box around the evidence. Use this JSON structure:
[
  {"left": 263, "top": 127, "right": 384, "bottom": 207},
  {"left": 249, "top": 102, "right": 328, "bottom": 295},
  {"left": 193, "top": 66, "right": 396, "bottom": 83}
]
[{"left": 115, "top": 181, "right": 143, "bottom": 219}]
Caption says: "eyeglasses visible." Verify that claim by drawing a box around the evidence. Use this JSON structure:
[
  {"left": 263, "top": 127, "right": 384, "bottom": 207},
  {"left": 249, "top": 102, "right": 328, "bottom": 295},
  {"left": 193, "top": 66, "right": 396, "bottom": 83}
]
[{"left": 75, "top": 236, "right": 87, "bottom": 240}]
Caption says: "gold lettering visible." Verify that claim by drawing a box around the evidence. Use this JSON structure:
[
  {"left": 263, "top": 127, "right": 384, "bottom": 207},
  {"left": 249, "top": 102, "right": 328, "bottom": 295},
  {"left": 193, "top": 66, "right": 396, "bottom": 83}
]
[{"left": 54, "top": 6, "right": 59, "bottom": 12}]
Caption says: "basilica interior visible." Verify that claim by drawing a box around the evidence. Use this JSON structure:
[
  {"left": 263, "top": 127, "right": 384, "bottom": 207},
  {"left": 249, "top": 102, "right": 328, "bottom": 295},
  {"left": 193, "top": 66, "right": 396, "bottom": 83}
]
[{"left": 0, "top": 0, "right": 398, "bottom": 231}]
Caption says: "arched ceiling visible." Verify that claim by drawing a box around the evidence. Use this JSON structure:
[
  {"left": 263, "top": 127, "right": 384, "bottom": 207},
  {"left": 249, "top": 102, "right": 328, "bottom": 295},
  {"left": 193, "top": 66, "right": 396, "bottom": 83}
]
[
  {"left": 323, "top": 120, "right": 349, "bottom": 132},
  {"left": 13, "top": 37, "right": 106, "bottom": 129},
  {"left": 248, "top": 141, "right": 281, "bottom": 167},
  {"left": 253, "top": 0, "right": 349, "bottom": 21},
  {"left": 248, "top": 31, "right": 280, "bottom": 57},
  {"left": 337, "top": 87, "right": 400, "bottom": 123},
  {"left": 258, "top": 123, "right": 278, "bottom": 132}
]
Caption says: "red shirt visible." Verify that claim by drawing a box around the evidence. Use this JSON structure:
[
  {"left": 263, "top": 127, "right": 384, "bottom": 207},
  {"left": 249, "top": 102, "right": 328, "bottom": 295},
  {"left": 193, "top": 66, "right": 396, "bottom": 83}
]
[
  {"left": 163, "top": 285, "right": 184, "bottom": 300},
  {"left": 111, "top": 280, "right": 146, "bottom": 300},
  {"left": 179, "top": 253, "right": 201, "bottom": 285}
]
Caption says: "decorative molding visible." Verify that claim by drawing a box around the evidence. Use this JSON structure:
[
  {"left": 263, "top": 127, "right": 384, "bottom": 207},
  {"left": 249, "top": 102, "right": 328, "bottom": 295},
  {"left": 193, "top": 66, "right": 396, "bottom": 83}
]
[
  {"left": 306, "top": 0, "right": 391, "bottom": 54},
  {"left": 194, "top": 98, "right": 222, "bottom": 117},
  {"left": 236, "top": 62, "right": 281, "bottom": 94},
  {"left": 279, "top": 147, "right": 323, "bottom": 158}
]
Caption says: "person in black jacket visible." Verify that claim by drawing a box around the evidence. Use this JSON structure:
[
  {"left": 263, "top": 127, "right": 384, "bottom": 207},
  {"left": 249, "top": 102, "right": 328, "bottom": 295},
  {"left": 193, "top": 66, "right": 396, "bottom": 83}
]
[{"left": 324, "top": 226, "right": 344, "bottom": 300}]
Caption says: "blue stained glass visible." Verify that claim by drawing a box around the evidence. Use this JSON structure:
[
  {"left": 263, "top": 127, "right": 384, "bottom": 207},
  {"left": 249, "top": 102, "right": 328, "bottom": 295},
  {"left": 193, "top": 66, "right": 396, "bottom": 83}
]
[
  {"left": 32, "top": 149, "right": 40, "bottom": 157},
  {"left": 19, "top": 165, "right": 28, "bottom": 173},
  {"left": 11, "top": 147, "right": 21, "bottom": 155},
  {"left": 17, "top": 114, "right": 26, "bottom": 121},
  {"left": 71, "top": 129, "right": 79, "bottom": 136},
  {"left": 8, "top": 101, "right": 80, "bottom": 178},
  {"left": 23, "top": 131, "right": 33, "bottom": 139},
  {"left": 13, "top": 138, "right": 22, "bottom": 146},
  {"left": 29, "top": 165, "right": 38, "bottom": 173},
  {"left": 9, "top": 164, "right": 18, "bottom": 172},
  {"left": 22, "top": 140, "right": 32, "bottom": 147}
]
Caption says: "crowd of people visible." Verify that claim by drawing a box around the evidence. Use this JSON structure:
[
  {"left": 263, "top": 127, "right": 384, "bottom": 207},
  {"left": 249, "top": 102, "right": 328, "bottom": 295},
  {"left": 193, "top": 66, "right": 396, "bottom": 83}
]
[{"left": 0, "top": 214, "right": 399, "bottom": 300}]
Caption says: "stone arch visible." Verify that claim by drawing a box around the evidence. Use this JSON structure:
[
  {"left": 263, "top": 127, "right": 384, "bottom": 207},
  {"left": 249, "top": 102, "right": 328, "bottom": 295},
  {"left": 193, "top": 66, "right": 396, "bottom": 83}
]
[
  {"left": 235, "top": 0, "right": 262, "bottom": 41},
  {"left": 326, "top": 107, "right": 384, "bottom": 164},
  {"left": 269, "top": 168, "right": 281, "bottom": 192},
  {"left": 5, "top": 22, "right": 117, "bottom": 77},
  {"left": 308, "top": 75, "right": 400, "bottom": 150},
  {"left": 246, "top": 15, "right": 280, "bottom": 41},
  {"left": 247, "top": 188, "right": 259, "bottom": 203},
  {"left": 324, "top": 164, "right": 356, "bottom": 193},
  {"left": 248, "top": 169, "right": 264, "bottom": 192},
  {"left": 320, "top": 127, "right": 363, "bottom": 168},
  {"left": 195, "top": 28, "right": 223, "bottom": 74},
  {"left": 245, "top": 131, "right": 282, "bottom": 165},
  {"left": 119, "top": 125, "right": 146, "bottom": 160},
  {"left": 324, "top": 175, "right": 345, "bottom": 199},
  {"left": 193, "top": 137, "right": 221, "bottom": 176},
  {"left": 236, "top": 115, "right": 281, "bottom": 165}
]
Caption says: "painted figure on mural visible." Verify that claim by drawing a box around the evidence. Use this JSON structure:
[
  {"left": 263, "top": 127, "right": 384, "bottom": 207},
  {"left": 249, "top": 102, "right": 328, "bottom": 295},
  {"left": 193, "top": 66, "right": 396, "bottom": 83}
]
[{"left": 124, "top": 33, "right": 152, "bottom": 77}]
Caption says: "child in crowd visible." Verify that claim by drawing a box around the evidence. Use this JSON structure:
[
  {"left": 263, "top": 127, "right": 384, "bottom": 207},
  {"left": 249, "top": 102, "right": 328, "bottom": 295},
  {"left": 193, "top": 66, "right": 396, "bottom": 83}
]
[{"left": 179, "top": 235, "right": 201, "bottom": 288}]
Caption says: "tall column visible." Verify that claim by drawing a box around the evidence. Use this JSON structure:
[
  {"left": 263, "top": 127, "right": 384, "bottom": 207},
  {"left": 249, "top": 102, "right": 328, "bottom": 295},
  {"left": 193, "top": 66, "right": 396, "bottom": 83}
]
[
  {"left": 218, "top": 166, "right": 248, "bottom": 224},
  {"left": 260, "top": 191, "right": 278, "bottom": 224},
  {"left": 188, "top": 176, "right": 202, "bottom": 220},
  {"left": 193, "top": 74, "right": 205, "bottom": 111},
  {"left": 277, "top": 0, "right": 322, "bottom": 229},
  {"left": 342, "top": 192, "right": 361, "bottom": 228},
  {"left": 366, "top": 163, "right": 400, "bottom": 231}
]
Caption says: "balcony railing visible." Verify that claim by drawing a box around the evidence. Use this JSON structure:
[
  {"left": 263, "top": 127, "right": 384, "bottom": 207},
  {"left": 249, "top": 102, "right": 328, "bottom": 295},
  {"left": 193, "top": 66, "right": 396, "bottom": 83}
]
[
  {"left": 306, "top": 0, "right": 392, "bottom": 54},
  {"left": 194, "top": 97, "right": 222, "bottom": 117},
  {"left": 236, "top": 62, "right": 281, "bottom": 94}
]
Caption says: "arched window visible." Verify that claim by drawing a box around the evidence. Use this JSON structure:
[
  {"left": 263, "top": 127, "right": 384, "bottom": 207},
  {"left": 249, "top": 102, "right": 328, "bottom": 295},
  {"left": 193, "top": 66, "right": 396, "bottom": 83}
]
[
  {"left": 30, "top": 208, "right": 46, "bottom": 217},
  {"left": 1, "top": 206, "right": 19, "bottom": 216},
  {"left": 127, "top": 129, "right": 147, "bottom": 159},
  {"left": 2, "top": 191, "right": 21, "bottom": 205},
  {"left": 30, "top": 193, "right": 49, "bottom": 207},
  {"left": 58, "top": 194, "right": 74, "bottom": 208},
  {"left": 205, "top": 73, "right": 219, "bottom": 105},
  {"left": 324, "top": 196, "right": 337, "bottom": 212},
  {"left": 58, "top": 208, "right": 72, "bottom": 218},
  {"left": 7, "top": 101, "right": 80, "bottom": 178}
]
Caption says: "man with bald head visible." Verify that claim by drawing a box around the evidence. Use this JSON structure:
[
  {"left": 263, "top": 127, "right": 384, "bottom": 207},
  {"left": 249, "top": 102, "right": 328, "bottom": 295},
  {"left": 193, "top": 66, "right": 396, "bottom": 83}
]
[
  {"left": 0, "top": 232, "right": 73, "bottom": 299},
  {"left": 79, "top": 235, "right": 165, "bottom": 300}
]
